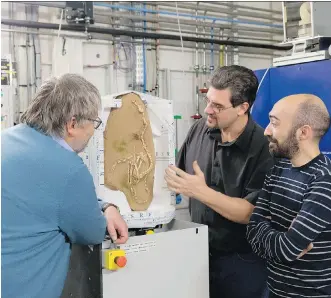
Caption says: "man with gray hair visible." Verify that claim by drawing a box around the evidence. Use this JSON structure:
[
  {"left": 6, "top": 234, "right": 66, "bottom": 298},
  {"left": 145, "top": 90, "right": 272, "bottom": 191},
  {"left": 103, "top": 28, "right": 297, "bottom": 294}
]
[{"left": 1, "top": 73, "right": 129, "bottom": 298}]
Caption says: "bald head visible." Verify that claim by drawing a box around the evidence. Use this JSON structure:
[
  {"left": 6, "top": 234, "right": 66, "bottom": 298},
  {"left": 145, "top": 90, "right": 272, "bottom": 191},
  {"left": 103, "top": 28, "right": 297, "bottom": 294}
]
[
  {"left": 265, "top": 94, "right": 330, "bottom": 160},
  {"left": 278, "top": 94, "right": 330, "bottom": 140}
]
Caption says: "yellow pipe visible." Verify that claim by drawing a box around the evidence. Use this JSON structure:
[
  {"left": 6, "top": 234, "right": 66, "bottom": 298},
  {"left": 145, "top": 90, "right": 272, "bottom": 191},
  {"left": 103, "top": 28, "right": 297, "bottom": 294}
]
[{"left": 219, "top": 45, "right": 224, "bottom": 66}]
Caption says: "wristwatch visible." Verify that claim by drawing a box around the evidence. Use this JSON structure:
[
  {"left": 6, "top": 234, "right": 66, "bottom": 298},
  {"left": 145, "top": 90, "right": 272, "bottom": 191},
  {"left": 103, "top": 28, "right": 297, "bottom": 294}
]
[{"left": 102, "top": 202, "right": 120, "bottom": 213}]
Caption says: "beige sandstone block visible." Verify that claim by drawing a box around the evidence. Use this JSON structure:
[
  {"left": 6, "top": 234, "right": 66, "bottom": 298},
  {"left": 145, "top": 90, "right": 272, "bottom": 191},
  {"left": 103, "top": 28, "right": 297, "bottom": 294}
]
[{"left": 104, "top": 93, "right": 156, "bottom": 211}]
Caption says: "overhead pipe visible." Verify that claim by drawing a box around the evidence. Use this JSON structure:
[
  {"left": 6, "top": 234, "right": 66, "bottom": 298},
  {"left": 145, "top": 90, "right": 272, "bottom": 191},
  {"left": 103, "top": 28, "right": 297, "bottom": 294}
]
[
  {"left": 94, "top": 13, "right": 283, "bottom": 42},
  {"left": 94, "top": 10, "right": 283, "bottom": 35},
  {"left": 94, "top": 2, "right": 282, "bottom": 29},
  {"left": 150, "top": 1, "right": 283, "bottom": 22},
  {"left": 1, "top": 28, "right": 281, "bottom": 57},
  {"left": 1, "top": 19, "right": 292, "bottom": 51},
  {"left": 145, "top": 1, "right": 281, "bottom": 15},
  {"left": 21, "top": 1, "right": 66, "bottom": 8},
  {"left": 21, "top": 1, "right": 283, "bottom": 33},
  {"left": 22, "top": 1, "right": 281, "bottom": 16},
  {"left": 2, "top": 29, "right": 281, "bottom": 61}
]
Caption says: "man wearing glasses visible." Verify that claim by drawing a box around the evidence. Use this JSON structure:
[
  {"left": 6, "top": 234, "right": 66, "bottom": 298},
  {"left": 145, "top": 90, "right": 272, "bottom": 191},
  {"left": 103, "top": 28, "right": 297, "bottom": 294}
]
[
  {"left": 1, "top": 74, "right": 128, "bottom": 298},
  {"left": 165, "top": 65, "right": 273, "bottom": 298}
]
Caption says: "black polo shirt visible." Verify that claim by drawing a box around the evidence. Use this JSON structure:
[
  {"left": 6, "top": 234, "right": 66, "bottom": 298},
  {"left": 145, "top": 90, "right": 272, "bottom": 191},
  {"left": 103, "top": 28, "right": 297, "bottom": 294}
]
[{"left": 176, "top": 116, "right": 273, "bottom": 254}]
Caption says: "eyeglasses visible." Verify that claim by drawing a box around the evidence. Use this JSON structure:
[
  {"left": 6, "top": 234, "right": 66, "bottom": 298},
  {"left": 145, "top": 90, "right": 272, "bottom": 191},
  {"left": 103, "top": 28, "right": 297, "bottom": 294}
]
[
  {"left": 204, "top": 96, "right": 233, "bottom": 113},
  {"left": 88, "top": 117, "right": 102, "bottom": 129}
]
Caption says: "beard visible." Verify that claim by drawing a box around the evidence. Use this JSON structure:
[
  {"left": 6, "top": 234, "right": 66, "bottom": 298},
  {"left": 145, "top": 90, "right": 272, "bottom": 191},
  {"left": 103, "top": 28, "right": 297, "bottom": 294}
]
[{"left": 267, "top": 128, "right": 299, "bottom": 159}]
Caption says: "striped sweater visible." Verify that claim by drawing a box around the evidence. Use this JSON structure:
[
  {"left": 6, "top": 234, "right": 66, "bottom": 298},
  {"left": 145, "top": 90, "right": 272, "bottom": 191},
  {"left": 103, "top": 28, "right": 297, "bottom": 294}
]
[{"left": 247, "top": 153, "right": 331, "bottom": 298}]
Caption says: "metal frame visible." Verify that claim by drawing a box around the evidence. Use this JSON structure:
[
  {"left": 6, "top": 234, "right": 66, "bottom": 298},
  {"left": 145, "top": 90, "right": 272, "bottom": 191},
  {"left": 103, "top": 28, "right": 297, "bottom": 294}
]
[
  {"left": 65, "top": 1, "right": 94, "bottom": 25},
  {"left": 273, "top": 50, "right": 330, "bottom": 67}
]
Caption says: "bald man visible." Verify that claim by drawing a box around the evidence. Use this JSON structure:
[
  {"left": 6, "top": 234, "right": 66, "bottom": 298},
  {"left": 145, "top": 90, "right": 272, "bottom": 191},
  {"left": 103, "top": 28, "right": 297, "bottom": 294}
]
[{"left": 247, "top": 94, "right": 331, "bottom": 298}]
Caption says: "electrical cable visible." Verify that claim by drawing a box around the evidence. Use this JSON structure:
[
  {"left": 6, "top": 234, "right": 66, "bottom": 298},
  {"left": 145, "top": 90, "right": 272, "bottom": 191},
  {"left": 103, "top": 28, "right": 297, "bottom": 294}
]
[
  {"left": 57, "top": 9, "right": 64, "bottom": 38},
  {"left": 114, "top": 42, "right": 135, "bottom": 73},
  {"left": 175, "top": 2, "right": 185, "bottom": 57},
  {"left": 250, "top": 67, "right": 270, "bottom": 114}
]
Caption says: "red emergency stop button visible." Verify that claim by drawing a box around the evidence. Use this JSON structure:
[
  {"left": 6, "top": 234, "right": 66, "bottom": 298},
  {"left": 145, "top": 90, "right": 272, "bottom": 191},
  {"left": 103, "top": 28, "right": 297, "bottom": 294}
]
[{"left": 115, "top": 256, "right": 127, "bottom": 268}]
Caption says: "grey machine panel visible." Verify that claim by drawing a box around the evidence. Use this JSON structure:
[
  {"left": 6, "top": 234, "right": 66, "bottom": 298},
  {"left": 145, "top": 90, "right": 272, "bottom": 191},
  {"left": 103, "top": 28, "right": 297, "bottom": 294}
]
[
  {"left": 61, "top": 219, "right": 209, "bottom": 298},
  {"left": 102, "top": 219, "right": 209, "bottom": 298}
]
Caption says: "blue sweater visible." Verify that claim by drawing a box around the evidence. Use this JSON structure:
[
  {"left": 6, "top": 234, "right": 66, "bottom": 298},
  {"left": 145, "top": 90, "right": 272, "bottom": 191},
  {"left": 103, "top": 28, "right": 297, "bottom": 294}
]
[{"left": 1, "top": 124, "right": 107, "bottom": 298}]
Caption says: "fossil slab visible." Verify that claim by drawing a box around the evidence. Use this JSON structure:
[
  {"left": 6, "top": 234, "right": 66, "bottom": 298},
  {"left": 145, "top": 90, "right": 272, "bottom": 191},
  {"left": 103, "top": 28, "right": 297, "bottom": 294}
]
[{"left": 103, "top": 92, "right": 156, "bottom": 211}]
